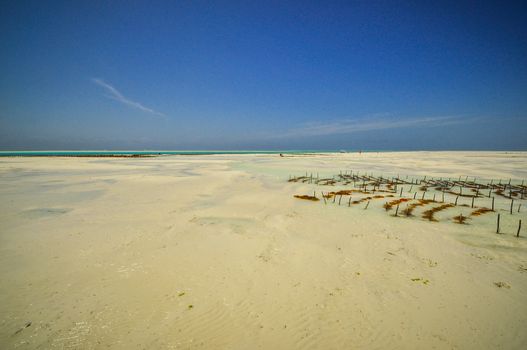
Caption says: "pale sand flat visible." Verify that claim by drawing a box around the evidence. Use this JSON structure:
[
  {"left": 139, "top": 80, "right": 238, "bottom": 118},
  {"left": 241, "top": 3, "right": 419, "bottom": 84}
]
[{"left": 0, "top": 152, "right": 526, "bottom": 349}]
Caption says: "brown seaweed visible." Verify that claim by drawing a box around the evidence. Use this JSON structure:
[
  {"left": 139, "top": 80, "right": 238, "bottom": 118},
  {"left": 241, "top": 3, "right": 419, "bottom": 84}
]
[
  {"left": 453, "top": 214, "right": 469, "bottom": 224},
  {"left": 421, "top": 204, "right": 454, "bottom": 222},
  {"left": 470, "top": 207, "right": 493, "bottom": 216},
  {"left": 383, "top": 198, "right": 410, "bottom": 211},
  {"left": 293, "top": 195, "right": 319, "bottom": 201}
]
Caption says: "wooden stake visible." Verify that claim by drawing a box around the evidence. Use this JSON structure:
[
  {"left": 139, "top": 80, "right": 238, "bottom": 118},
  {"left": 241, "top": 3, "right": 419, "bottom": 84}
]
[
  {"left": 395, "top": 204, "right": 400, "bottom": 216},
  {"left": 471, "top": 197, "right": 475, "bottom": 208},
  {"left": 455, "top": 196, "right": 459, "bottom": 206},
  {"left": 364, "top": 201, "right": 370, "bottom": 210},
  {"left": 422, "top": 192, "right": 425, "bottom": 200},
  {"left": 491, "top": 196, "right": 495, "bottom": 211},
  {"left": 433, "top": 194, "right": 436, "bottom": 202},
  {"left": 518, "top": 203, "right": 522, "bottom": 213},
  {"left": 322, "top": 192, "right": 327, "bottom": 205},
  {"left": 338, "top": 195, "right": 342, "bottom": 206},
  {"left": 496, "top": 214, "right": 500, "bottom": 234},
  {"left": 400, "top": 187, "right": 403, "bottom": 197},
  {"left": 518, "top": 220, "right": 522, "bottom": 237},
  {"left": 348, "top": 197, "right": 352, "bottom": 207},
  {"left": 413, "top": 192, "right": 417, "bottom": 199},
  {"left": 510, "top": 199, "right": 514, "bottom": 214},
  {"left": 442, "top": 192, "right": 445, "bottom": 203}
]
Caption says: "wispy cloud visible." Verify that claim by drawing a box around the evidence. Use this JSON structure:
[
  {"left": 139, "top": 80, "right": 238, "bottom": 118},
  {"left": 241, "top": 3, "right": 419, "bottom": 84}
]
[
  {"left": 91, "top": 78, "right": 165, "bottom": 117},
  {"left": 269, "top": 115, "right": 465, "bottom": 138}
]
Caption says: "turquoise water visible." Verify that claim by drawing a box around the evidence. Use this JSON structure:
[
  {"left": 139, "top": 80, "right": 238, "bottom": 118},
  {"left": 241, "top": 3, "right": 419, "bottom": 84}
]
[{"left": 0, "top": 150, "right": 347, "bottom": 157}]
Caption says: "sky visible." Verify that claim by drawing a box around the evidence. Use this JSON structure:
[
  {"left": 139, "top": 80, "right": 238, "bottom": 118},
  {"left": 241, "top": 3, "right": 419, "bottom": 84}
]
[{"left": 1, "top": 0, "right": 526, "bottom": 150}]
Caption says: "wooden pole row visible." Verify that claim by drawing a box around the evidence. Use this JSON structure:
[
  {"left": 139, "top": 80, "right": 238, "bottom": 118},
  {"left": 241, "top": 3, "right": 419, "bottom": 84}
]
[{"left": 496, "top": 214, "right": 523, "bottom": 237}]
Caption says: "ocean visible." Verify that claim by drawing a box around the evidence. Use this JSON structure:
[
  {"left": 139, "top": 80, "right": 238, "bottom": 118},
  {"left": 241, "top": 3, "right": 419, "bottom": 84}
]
[{"left": 0, "top": 150, "right": 348, "bottom": 157}]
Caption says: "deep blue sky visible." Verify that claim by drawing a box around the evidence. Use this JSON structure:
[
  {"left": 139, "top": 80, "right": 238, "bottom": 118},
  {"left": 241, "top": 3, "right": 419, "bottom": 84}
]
[{"left": 1, "top": 1, "right": 526, "bottom": 150}]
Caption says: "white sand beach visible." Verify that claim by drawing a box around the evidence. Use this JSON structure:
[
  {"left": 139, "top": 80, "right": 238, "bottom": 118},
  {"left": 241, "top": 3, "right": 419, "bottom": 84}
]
[{"left": 1, "top": 151, "right": 526, "bottom": 349}]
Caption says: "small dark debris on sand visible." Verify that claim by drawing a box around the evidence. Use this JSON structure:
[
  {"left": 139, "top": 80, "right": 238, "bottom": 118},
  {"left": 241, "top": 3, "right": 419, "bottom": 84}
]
[
  {"left": 494, "top": 281, "right": 511, "bottom": 289},
  {"left": 13, "top": 321, "right": 31, "bottom": 335}
]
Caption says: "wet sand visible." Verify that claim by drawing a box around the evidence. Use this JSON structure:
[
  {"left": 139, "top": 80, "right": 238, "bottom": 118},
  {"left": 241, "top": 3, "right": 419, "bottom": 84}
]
[{"left": 1, "top": 152, "right": 526, "bottom": 349}]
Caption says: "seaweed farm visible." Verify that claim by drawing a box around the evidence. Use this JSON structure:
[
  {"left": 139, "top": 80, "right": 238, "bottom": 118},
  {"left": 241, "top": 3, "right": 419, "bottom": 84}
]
[{"left": 290, "top": 171, "right": 526, "bottom": 236}]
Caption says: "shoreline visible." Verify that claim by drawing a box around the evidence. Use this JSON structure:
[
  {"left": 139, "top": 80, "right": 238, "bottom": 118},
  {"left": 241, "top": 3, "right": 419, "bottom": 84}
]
[{"left": 1, "top": 150, "right": 527, "bottom": 158}]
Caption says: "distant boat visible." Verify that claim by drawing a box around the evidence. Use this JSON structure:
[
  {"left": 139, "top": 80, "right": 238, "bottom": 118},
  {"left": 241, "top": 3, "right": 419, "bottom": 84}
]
[{"left": 339, "top": 150, "right": 348, "bottom": 153}]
